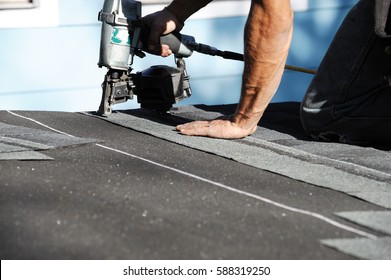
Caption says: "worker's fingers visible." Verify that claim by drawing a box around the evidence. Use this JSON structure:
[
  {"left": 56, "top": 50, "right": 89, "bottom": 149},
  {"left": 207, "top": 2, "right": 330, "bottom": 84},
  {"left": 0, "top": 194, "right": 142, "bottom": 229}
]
[
  {"left": 176, "top": 121, "right": 211, "bottom": 135},
  {"left": 161, "top": 44, "right": 173, "bottom": 57},
  {"left": 147, "top": 31, "right": 174, "bottom": 56},
  {"left": 176, "top": 119, "right": 255, "bottom": 139},
  {"left": 141, "top": 9, "right": 181, "bottom": 56},
  {"left": 176, "top": 115, "right": 231, "bottom": 131},
  {"left": 147, "top": 27, "right": 165, "bottom": 54}
]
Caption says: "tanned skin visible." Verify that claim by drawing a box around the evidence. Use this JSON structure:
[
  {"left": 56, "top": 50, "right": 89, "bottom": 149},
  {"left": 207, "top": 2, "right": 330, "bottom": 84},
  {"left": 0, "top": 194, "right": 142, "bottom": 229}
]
[{"left": 142, "top": 0, "right": 293, "bottom": 139}]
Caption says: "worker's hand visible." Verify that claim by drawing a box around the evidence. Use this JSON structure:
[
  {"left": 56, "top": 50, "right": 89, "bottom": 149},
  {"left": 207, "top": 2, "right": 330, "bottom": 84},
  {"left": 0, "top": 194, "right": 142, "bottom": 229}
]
[
  {"left": 176, "top": 116, "right": 257, "bottom": 139},
  {"left": 141, "top": 8, "right": 184, "bottom": 57}
]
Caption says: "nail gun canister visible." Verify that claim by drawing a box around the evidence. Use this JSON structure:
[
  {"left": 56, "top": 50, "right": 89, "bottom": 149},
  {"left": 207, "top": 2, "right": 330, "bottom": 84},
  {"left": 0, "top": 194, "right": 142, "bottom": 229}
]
[{"left": 98, "top": 0, "right": 141, "bottom": 70}]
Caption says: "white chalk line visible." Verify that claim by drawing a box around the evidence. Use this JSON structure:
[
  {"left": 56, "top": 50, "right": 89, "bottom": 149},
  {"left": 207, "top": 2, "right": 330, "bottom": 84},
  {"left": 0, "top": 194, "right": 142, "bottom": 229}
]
[
  {"left": 7, "top": 110, "right": 378, "bottom": 240},
  {"left": 6, "top": 110, "right": 75, "bottom": 138}
]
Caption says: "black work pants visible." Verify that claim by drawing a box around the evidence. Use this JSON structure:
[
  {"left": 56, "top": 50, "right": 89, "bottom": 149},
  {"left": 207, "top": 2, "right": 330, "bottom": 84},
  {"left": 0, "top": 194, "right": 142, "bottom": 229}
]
[{"left": 301, "top": 0, "right": 391, "bottom": 145}]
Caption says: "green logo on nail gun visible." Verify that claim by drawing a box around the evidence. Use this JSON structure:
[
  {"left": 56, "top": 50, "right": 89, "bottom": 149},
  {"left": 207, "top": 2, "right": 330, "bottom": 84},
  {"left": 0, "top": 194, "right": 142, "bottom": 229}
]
[{"left": 111, "top": 28, "right": 130, "bottom": 46}]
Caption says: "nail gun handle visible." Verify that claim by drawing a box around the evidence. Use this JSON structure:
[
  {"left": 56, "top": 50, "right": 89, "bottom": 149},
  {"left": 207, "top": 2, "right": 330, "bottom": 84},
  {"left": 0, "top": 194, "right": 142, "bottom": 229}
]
[
  {"left": 139, "top": 25, "right": 195, "bottom": 58},
  {"left": 159, "top": 33, "right": 195, "bottom": 57}
]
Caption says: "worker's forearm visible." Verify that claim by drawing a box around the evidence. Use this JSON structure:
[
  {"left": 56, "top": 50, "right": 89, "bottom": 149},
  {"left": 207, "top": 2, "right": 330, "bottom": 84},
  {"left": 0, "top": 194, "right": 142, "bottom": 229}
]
[
  {"left": 166, "top": 0, "right": 213, "bottom": 23},
  {"left": 233, "top": 0, "right": 293, "bottom": 130}
]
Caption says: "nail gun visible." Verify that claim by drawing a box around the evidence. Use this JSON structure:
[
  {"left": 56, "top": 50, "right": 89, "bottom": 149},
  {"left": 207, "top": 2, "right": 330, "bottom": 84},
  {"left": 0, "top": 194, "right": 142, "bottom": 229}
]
[
  {"left": 97, "top": 0, "right": 197, "bottom": 115},
  {"left": 97, "top": 0, "right": 316, "bottom": 116}
]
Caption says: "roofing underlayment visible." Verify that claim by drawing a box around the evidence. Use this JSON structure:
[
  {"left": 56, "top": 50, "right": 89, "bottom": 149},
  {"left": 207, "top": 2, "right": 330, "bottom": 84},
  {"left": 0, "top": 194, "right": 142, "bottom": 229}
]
[{"left": 1, "top": 102, "right": 390, "bottom": 259}]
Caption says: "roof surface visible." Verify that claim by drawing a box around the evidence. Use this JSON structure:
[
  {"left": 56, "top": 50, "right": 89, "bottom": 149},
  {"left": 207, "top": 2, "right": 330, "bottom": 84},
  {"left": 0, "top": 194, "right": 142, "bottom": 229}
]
[{"left": 1, "top": 102, "right": 390, "bottom": 259}]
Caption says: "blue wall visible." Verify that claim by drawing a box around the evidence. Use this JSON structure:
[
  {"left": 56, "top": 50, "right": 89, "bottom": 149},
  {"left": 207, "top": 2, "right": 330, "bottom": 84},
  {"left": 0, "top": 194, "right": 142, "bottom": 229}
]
[{"left": 0, "top": 0, "right": 358, "bottom": 112}]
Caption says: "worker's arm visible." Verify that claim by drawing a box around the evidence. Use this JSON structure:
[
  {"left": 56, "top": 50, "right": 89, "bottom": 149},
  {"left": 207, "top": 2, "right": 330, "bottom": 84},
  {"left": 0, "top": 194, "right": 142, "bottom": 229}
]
[
  {"left": 141, "top": 0, "right": 213, "bottom": 56},
  {"left": 176, "top": 0, "right": 293, "bottom": 138},
  {"left": 166, "top": 0, "right": 213, "bottom": 24}
]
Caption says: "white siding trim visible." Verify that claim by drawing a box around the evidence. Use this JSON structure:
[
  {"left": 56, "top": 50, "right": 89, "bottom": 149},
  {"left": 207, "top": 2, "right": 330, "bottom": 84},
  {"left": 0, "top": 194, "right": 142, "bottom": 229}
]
[{"left": 0, "top": 0, "right": 59, "bottom": 29}]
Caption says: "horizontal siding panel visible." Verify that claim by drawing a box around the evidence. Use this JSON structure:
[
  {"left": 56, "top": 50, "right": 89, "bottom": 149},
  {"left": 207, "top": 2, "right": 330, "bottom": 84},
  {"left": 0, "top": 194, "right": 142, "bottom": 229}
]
[
  {"left": 58, "top": 0, "right": 103, "bottom": 26},
  {"left": 0, "top": 26, "right": 104, "bottom": 93}
]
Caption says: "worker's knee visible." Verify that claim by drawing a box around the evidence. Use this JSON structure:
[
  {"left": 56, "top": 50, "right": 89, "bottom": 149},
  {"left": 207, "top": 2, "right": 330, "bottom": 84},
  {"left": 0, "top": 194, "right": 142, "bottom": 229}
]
[{"left": 300, "top": 103, "right": 391, "bottom": 145}]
